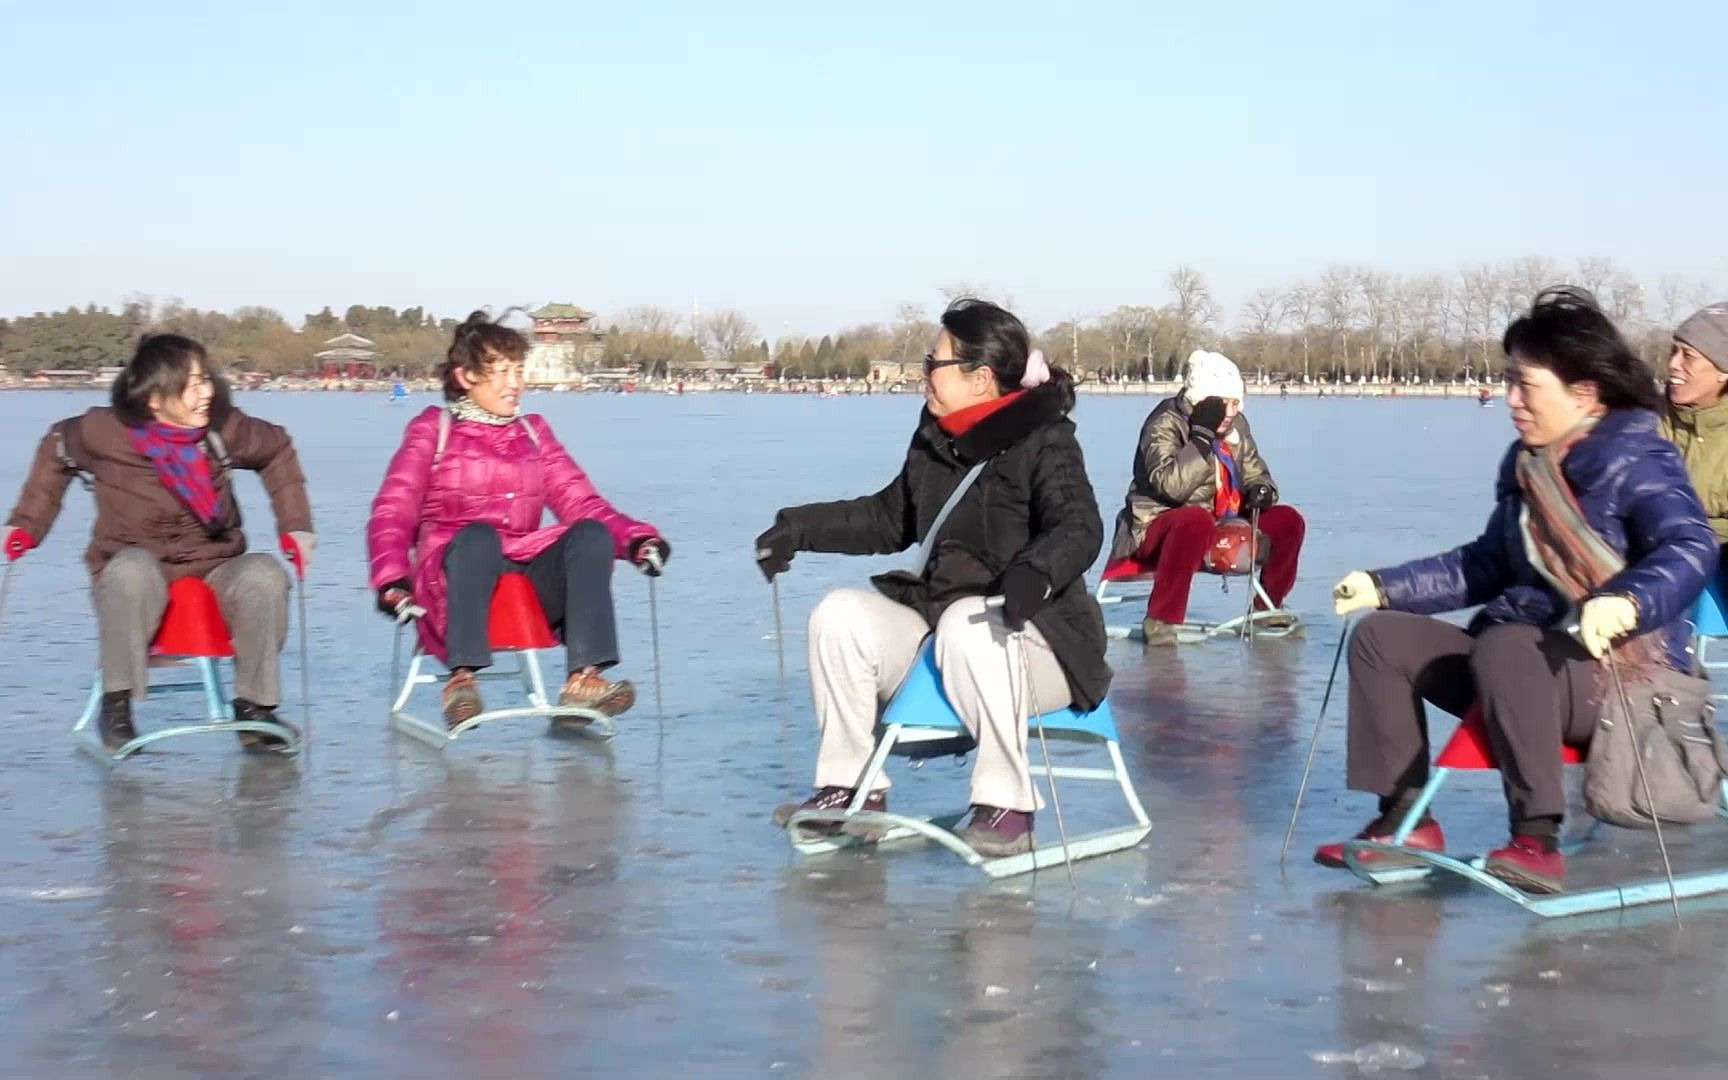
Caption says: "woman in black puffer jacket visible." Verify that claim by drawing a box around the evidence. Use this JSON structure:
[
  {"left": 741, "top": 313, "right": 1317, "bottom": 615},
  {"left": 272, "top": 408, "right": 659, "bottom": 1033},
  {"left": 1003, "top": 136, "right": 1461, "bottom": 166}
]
[{"left": 757, "top": 299, "right": 1110, "bottom": 857}]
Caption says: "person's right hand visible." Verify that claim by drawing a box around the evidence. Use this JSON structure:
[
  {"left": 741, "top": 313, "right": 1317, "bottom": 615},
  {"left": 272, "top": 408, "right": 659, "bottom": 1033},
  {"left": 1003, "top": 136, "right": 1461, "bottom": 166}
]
[
  {"left": 1189, "top": 397, "right": 1228, "bottom": 443},
  {"left": 377, "top": 580, "right": 415, "bottom": 619},
  {"left": 754, "top": 521, "right": 796, "bottom": 583},
  {"left": 3, "top": 527, "right": 35, "bottom": 562},
  {"left": 1333, "top": 571, "right": 1382, "bottom": 616}
]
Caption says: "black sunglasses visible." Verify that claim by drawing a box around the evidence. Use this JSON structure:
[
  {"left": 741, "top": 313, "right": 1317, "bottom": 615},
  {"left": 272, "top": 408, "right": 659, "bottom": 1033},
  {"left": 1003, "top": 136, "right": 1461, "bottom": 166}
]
[{"left": 923, "top": 353, "right": 969, "bottom": 376}]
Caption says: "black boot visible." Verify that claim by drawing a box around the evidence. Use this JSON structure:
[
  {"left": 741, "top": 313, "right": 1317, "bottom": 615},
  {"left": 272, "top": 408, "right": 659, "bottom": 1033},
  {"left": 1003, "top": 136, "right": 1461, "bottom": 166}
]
[
  {"left": 233, "top": 698, "right": 298, "bottom": 753},
  {"left": 97, "top": 691, "right": 137, "bottom": 752}
]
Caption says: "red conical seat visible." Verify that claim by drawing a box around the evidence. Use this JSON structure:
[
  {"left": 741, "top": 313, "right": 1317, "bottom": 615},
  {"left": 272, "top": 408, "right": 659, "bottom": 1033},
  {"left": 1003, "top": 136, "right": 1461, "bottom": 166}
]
[
  {"left": 1101, "top": 556, "right": 1155, "bottom": 582},
  {"left": 487, "top": 572, "right": 558, "bottom": 651},
  {"left": 1435, "top": 704, "right": 1586, "bottom": 769},
  {"left": 152, "top": 577, "right": 236, "bottom": 658}
]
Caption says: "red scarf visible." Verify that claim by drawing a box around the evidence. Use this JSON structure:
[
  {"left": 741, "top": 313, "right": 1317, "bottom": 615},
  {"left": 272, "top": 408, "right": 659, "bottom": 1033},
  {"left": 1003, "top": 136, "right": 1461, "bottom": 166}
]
[
  {"left": 128, "top": 422, "right": 223, "bottom": 527},
  {"left": 1212, "top": 440, "right": 1242, "bottom": 519},
  {"left": 938, "top": 391, "right": 1023, "bottom": 436}
]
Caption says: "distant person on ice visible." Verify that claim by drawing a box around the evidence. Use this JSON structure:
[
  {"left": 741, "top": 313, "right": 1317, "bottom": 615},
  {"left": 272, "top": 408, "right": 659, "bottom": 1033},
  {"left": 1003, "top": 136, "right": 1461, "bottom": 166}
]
[
  {"left": 366, "top": 311, "right": 669, "bottom": 731},
  {"left": 758, "top": 299, "right": 1110, "bottom": 857},
  {"left": 1106, "top": 349, "right": 1305, "bottom": 645},
  {"left": 3, "top": 334, "right": 314, "bottom": 751},
  {"left": 1324, "top": 289, "right": 1715, "bottom": 895},
  {"left": 1661, "top": 301, "right": 1728, "bottom": 560}
]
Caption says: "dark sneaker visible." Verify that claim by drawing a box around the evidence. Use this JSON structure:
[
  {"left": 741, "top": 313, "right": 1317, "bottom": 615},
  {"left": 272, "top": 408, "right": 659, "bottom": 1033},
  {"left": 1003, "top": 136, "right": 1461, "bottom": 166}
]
[
  {"left": 1256, "top": 610, "right": 1298, "bottom": 630},
  {"left": 442, "top": 670, "right": 484, "bottom": 731},
  {"left": 97, "top": 691, "right": 137, "bottom": 752},
  {"left": 958, "top": 805, "right": 1035, "bottom": 857},
  {"left": 1140, "top": 618, "right": 1179, "bottom": 646},
  {"left": 1314, "top": 817, "right": 1445, "bottom": 869},
  {"left": 771, "top": 786, "right": 887, "bottom": 836},
  {"left": 557, "top": 669, "right": 635, "bottom": 721},
  {"left": 233, "top": 698, "right": 298, "bottom": 752},
  {"left": 1484, "top": 835, "right": 1566, "bottom": 895}
]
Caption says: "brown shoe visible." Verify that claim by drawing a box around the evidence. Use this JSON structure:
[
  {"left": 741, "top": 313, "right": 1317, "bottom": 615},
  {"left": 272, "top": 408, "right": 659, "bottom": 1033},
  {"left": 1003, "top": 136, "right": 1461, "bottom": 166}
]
[
  {"left": 557, "top": 668, "right": 635, "bottom": 718},
  {"left": 442, "top": 669, "right": 484, "bottom": 731}
]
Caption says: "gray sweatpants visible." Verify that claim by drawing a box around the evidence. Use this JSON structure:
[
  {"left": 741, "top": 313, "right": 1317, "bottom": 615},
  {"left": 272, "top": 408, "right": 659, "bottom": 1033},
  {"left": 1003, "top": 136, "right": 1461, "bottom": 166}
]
[
  {"left": 808, "top": 588, "right": 1071, "bottom": 812},
  {"left": 96, "top": 547, "right": 292, "bottom": 706},
  {"left": 1346, "top": 611, "right": 1599, "bottom": 825}
]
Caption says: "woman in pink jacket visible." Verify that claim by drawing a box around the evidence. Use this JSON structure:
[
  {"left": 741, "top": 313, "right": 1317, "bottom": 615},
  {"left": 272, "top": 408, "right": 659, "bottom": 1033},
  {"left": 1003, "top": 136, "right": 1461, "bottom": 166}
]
[{"left": 367, "top": 312, "right": 669, "bottom": 729}]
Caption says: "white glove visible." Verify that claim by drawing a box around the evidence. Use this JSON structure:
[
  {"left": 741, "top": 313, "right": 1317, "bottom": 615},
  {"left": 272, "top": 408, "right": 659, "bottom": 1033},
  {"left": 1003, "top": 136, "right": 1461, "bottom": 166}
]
[
  {"left": 1333, "top": 571, "right": 1382, "bottom": 617},
  {"left": 1578, "top": 594, "right": 1638, "bottom": 659}
]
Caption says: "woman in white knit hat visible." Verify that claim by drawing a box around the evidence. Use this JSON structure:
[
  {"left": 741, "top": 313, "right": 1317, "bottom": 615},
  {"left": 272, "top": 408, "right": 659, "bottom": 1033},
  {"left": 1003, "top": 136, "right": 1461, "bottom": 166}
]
[{"left": 1106, "top": 349, "right": 1306, "bottom": 644}]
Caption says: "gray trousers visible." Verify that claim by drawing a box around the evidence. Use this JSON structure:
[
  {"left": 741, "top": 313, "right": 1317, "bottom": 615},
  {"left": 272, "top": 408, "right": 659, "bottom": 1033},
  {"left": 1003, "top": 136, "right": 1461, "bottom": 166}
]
[
  {"left": 96, "top": 547, "right": 292, "bottom": 706},
  {"left": 1346, "top": 611, "right": 1598, "bottom": 825}
]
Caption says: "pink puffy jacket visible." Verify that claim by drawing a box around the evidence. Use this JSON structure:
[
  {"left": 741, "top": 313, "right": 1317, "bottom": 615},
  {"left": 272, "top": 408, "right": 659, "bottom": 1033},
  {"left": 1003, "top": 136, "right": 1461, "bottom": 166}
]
[{"left": 366, "top": 406, "right": 658, "bottom": 661}]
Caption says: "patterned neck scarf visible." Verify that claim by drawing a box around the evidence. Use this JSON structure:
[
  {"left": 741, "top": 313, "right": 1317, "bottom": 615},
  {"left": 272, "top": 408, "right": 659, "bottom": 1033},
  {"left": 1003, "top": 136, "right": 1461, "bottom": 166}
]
[
  {"left": 449, "top": 396, "right": 515, "bottom": 425},
  {"left": 1212, "top": 440, "right": 1242, "bottom": 519},
  {"left": 128, "top": 422, "right": 223, "bottom": 528}
]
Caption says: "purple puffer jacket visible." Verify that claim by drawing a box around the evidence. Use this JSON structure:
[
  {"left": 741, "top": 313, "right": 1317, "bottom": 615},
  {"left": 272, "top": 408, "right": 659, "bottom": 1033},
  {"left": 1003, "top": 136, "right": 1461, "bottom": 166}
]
[{"left": 367, "top": 406, "right": 658, "bottom": 661}]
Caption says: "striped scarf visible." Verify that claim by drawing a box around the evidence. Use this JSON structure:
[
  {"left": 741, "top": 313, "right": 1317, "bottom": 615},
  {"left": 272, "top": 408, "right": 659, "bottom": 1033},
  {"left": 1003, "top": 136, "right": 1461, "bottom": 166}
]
[
  {"left": 1515, "top": 417, "right": 1666, "bottom": 674},
  {"left": 1213, "top": 440, "right": 1242, "bottom": 519}
]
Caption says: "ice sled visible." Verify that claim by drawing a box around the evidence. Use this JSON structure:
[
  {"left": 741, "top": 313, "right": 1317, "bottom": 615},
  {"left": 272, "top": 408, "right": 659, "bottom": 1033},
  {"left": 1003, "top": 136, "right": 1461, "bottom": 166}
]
[
  {"left": 72, "top": 576, "right": 301, "bottom": 764},
  {"left": 783, "top": 639, "right": 1151, "bottom": 878},
  {"left": 1096, "top": 518, "right": 1301, "bottom": 643}
]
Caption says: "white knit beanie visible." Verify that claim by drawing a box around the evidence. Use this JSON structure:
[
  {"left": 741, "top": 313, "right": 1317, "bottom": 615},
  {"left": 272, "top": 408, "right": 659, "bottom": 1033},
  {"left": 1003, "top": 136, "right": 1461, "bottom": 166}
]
[{"left": 1182, "top": 349, "right": 1245, "bottom": 405}]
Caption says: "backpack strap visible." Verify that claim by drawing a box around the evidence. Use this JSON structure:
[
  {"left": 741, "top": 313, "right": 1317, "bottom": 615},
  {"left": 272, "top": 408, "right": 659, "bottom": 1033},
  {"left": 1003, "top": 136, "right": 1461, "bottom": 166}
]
[
  {"left": 54, "top": 419, "right": 94, "bottom": 491},
  {"left": 906, "top": 458, "right": 992, "bottom": 579},
  {"left": 201, "top": 428, "right": 232, "bottom": 474},
  {"left": 430, "top": 407, "right": 540, "bottom": 475}
]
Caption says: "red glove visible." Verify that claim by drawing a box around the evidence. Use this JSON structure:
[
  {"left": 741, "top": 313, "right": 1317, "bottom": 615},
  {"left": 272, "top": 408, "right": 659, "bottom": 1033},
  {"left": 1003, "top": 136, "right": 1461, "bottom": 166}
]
[
  {"left": 280, "top": 531, "right": 313, "bottom": 580},
  {"left": 4, "top": 528, "right": 35, "bottom": 562}
]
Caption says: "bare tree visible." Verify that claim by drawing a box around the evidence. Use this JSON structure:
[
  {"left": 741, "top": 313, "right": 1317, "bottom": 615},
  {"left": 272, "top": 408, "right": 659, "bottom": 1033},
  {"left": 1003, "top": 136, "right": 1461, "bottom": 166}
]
[
  {"left": 1240, "top": 288, "right": 1284, "bottom": 371},
  {"left": 1164, "top": 265, "right": 1218, "bottom": 358},
  {"left": 1281, "top": 283, "right": 1318, "bottom": 381},
  {"left": 697, "top": 308, "right": 759, "bottom": 360},
  {"left": 615, "top": 305, "right": 683, "bottom": 337},
  {"left": 1319, "top": 265, "right": 1357, "bottom": 380}
]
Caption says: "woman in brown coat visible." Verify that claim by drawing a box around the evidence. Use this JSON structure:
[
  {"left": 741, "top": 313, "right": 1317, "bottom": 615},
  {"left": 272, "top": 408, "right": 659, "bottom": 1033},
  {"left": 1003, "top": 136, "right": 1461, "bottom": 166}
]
[{"left": 3, "top": 334, "right": 314, "bottom": 750}]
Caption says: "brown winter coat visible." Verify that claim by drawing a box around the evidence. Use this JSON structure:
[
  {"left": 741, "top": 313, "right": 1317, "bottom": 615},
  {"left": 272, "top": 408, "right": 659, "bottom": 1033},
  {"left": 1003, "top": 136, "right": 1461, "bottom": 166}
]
[
  {"left": 1108, "top": 394, "right": 1277, "bottom": 561},
  {"left": 6, "top": 405, "right": 312, "bottom": 580}
]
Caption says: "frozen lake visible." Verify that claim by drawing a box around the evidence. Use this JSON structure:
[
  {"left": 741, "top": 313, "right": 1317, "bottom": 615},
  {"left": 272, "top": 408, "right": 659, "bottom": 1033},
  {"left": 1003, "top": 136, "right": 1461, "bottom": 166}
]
[{"left": 0, "top": 388, "right": 1724, "bottom": 1078}]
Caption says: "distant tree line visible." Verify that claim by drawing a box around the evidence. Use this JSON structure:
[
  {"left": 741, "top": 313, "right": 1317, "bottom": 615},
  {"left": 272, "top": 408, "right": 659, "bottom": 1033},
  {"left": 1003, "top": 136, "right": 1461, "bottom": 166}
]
[{"left": 2, "top": 257, "right": 1716, "bottom": 382}]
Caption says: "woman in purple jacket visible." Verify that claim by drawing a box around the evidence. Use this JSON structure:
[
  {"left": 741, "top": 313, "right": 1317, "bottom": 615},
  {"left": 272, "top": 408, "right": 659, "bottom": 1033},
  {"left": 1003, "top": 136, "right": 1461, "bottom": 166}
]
[
  {"left": 367, "top": 312, "right": 668, "bottom": 729},
  {"left": 1316, "top": 290, "right": 1716, "bottom": 894}
]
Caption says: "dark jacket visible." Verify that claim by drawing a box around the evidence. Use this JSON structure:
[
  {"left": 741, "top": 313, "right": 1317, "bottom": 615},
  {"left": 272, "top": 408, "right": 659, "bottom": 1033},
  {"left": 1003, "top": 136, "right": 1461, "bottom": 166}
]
[
  {"left": 774, "top": 383, "right": 1112, "bottom": 711},
  {"left": 1373, "top": 408, "right": 1717, "bottom": 670},
  {"left": 1109, "top": 394, "right": 1277, "bottom": 560},
  {"left": 6, "top": 404, "right": 312, "bottom": 581}
]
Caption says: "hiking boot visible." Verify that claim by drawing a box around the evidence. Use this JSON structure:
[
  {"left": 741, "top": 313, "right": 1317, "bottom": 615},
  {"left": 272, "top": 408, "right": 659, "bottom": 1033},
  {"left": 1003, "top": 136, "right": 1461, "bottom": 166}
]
[
  {"left": 1484, "top": 835, "right": 1566, "bottom": 895},
  {"left": 556, "top": 668, "right": 635, "bottom": 724},
  {"left": 233, "top": 698, "right": 298, "bottom": 752},
  {"left": 1314, "top": 816, "right": 1445, "bottom": 869},
  {"left": 771, "top": 786, "right": 887, "bottom": 836},
  {"left": 1255, "top": 610, "right": 1298, "bottom": 630},
  {"left": 1140, "top": 617, "right": 1179, "bottom": 646},
  {"left": 958, "top": 805, "right": 1035, "bottom": 857},
  {"left": 442, "top": 669, "right": 484, "bottom": 731},
  {"left": 97, "top": 691, "right": 137, "bottom": 752}
]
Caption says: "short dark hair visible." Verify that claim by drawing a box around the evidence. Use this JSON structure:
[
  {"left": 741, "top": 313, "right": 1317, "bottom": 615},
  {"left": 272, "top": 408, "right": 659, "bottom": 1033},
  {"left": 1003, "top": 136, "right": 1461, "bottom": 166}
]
[
  {"left": 1501, "top": 288, "right": 1660, "bottom": 411},
  {"left": 441, "top": 310, "right": 528, "bottom": 401},
  {"left": 110, "top": 333, "right": 231, "bottom": 426},
  {"left": 940, "top": 298, "right": 1076, "bottom": 412}
]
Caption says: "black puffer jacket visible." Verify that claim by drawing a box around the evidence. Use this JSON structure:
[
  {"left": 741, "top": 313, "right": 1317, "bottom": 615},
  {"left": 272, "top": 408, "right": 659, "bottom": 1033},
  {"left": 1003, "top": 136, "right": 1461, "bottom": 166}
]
[{"left": 774, "top": 383, "right": 1112, "bottom": 711}]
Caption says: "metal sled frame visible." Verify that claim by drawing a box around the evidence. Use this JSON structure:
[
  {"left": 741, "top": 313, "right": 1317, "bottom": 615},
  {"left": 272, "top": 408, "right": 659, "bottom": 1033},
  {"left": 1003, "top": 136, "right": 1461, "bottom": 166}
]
[
  {"left": 1095, "top": 569, "right": 1302, "bottom": 643},
  {"left": 1340, "top": 710, "right": 1728, "bottom": 918},
  {"left": 70, "top": 657, "right": 300, "bottom": 766},
  {"left": 783, "top": 642, "right": 1151, "bottom": 878},
  {"left": 388, "top": 625, "right": 612, "bottom": 750}
]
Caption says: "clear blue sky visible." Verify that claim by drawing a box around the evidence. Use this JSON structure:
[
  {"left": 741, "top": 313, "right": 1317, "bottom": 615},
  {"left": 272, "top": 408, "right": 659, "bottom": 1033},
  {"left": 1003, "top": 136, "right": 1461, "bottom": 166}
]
[{"left": 3, "top": 0, "right": 1723, "bottom": 335}]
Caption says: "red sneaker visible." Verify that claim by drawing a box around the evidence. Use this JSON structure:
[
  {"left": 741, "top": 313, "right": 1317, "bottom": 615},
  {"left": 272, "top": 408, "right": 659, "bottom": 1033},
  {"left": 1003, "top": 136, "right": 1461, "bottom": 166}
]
[
  {"left": 1484, "top": 835, "right": 1566, "bottom": 895},
  {"left": 1314, "top": 818, "right": 1445, "bottom": 869}
]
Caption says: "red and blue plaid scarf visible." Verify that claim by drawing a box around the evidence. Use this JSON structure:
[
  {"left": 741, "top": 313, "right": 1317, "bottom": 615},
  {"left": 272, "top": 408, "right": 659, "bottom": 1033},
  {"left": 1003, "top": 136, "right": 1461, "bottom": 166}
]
[{"left": 128, "top": 422, "right": 223, "bottom": 528}]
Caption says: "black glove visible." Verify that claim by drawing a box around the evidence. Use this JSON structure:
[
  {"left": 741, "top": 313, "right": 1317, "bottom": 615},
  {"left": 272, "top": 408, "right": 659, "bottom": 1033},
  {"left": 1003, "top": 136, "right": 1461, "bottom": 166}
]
[
  {"left": 1188, "top": 397, "right": 1227, "bottom": 443},
  {"left": 1244, "top": 482, "right": 1276, "bottom": 512},
  {"left": 1000, "top": 564, "right": 1053, "bottom": 632},
  {"left": 754, "top": 520, "right": 796, "bottom": 583},
  {"left": 376, "top": 579, "right": 413, "bottom": 618},
  {"left": 631, "top": 536, "right": 671, "bottom": 576}
]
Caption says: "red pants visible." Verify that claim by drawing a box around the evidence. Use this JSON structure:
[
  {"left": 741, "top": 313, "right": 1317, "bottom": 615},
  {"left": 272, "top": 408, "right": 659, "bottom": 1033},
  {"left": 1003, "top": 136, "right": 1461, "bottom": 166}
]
[{"left": 1125, "top": 505, "right": 1306, "bottom": 624}]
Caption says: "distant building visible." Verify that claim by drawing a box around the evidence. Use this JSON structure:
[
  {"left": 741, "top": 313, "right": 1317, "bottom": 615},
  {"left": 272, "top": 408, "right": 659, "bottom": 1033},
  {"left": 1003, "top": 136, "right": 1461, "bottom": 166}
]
[
  {"left": 525, "top": 303, "right": 605, "bottom": 385},
  {"left": 314, "top": 332, "right": 380, "bottom": 379}
]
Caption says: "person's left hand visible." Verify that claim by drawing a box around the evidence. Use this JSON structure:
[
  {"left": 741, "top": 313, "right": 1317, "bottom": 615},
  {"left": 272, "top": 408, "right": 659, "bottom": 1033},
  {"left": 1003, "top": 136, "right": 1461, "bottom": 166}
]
[
  {"left": 281, "top": 531, "right": 316, "bottom": 580},
  {"left": 632, "top": 536, "right": 671, "bottom": 577},
  {"left": 1244, "top": 483, "right": 1276, "bottom": 512},
  {"left": 1000, "top": 564, "right": 1053, "bottom": 632},
  {"left": 1579, "top": 593, "right": 1638, "bottom": 659}
]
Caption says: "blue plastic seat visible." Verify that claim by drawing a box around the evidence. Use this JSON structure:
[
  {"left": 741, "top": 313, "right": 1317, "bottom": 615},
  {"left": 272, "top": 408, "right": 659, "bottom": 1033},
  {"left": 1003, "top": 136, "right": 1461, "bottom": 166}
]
[{"left": 882, "top": 640, "right": 1120, "bottom": 743}]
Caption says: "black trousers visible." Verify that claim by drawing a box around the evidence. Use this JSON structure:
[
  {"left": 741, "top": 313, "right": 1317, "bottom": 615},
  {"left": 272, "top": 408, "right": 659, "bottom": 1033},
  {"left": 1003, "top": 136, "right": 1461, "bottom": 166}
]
[
  {"left": 442, "top": 520, "right": 620, "bottom": 674},
  {"left": 1346, "top": 611, "right": 1598, "bottom": 826}
]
